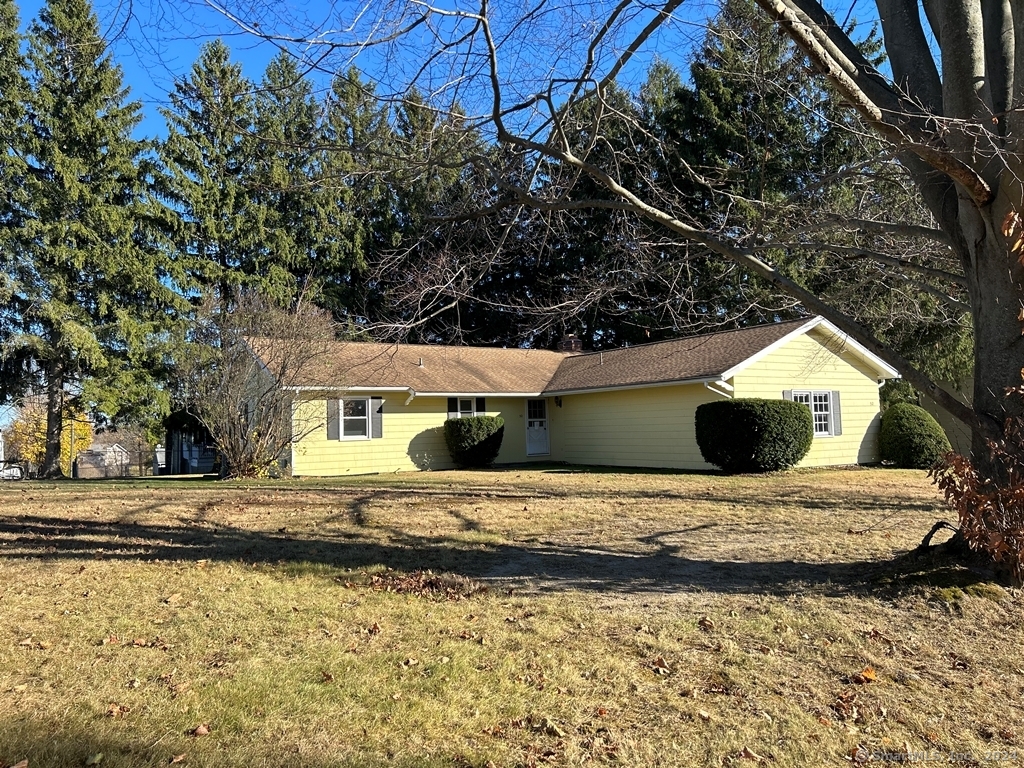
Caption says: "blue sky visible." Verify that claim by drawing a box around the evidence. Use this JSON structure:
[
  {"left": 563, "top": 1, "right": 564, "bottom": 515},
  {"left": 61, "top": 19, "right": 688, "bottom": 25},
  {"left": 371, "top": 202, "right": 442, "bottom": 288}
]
[
  {"left": 18, "top": 0, "right": 289, "bottom": 137},
  {"left": 2, "top": 0, "right": 882, "bottom": 430},
  {"left": 13, "top": 0, "right": 883, "bottom": 139}
]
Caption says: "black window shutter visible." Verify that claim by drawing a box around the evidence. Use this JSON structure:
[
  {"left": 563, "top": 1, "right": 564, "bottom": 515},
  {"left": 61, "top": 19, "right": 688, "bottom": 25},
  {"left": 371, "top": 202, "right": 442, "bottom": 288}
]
[
  {"left": 371, "top": 397, "right": 383, "bottom": 438},
  {"left": 447, "top": 397, "right": 457, "bottom": 420},
  {"left": 782, "top": 390, "right": 793, "bottom": 401},
  {"left": 830, "top": 391, "right": 842, "bottom": 436},
  {"left": 326, "top": 399, "right": 340, "bottom": 440},
  {"left": 475, "top": 397, "right": 486, "bottom": 414}
]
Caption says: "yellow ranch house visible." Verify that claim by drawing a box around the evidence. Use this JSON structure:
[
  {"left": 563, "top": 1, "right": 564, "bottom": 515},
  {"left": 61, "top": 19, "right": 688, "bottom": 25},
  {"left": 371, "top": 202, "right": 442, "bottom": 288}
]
[{"left": 260, "top": 316, "right": 899, "bottom": 476}]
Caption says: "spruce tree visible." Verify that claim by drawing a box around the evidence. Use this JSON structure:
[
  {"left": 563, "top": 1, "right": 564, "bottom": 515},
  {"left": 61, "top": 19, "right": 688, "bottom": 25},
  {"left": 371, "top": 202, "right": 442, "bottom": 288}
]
[
  {"left": 0, "top": 0, "right": 29, "bottom": 396},
  {"left": 158, "top": 40, "right": 272, "bottom": 303},
  {"left": 3, "top": 0, "right": 174, "bottom": 477},
  {"left": 252, "top": 52, "right": 362, "bottom": 298},
  {"left": 321, "top": 68, "right": 397, "bottom": 322}
]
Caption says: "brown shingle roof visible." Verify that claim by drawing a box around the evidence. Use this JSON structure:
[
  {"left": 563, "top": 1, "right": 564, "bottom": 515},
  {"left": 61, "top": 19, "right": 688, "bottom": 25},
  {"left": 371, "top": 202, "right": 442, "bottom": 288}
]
[
  {"left": 257, "top": 318, "right": 817, "bottom": 395},
  {"left": 541, "top": 319, "right": 811, "bottom": 393},
  {"left": 288, "top": 341, "right": 572, "bottom": 394}
]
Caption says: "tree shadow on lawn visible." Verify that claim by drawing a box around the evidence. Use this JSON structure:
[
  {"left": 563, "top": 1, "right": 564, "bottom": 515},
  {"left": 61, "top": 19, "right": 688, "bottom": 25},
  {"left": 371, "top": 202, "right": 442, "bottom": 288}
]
[
  {"left": 0, "top": 509, "right": 967, "bottom": 598},
  {"left": 0, "top": 717, "right": 456, "bottom": 768}
]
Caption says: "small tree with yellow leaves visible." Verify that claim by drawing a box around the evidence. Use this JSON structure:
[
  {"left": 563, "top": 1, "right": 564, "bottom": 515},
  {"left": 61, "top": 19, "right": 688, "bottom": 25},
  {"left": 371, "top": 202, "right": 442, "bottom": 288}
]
[{"left": 3, "top": 400, "right": 92, "bottom": 476}]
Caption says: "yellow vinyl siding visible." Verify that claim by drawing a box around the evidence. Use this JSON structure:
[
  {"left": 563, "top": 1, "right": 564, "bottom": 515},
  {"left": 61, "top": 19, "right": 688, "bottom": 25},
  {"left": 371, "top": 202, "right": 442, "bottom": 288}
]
[
  {"left": 558, "top": 384, "right": 721, "bottom": 470},
  {"left": 287, "top": 325, "right": 885, "bottom": 476},
  {"left": 291, "top": 395, "right": 547, "bottom": 476},
  {"left": 731, "top": 329, "right": 882, "bottom": 466},
  {"left": 488, "top": 397, "right": 561, "bottom": 464}
]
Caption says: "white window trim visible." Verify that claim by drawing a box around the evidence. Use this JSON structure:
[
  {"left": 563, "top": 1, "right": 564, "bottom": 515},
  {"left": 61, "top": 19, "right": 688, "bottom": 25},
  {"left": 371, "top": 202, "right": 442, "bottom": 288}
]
[
  {"left": 340, "top": 397, "right": 371, "bottom": 441},
  {"left": 449, "top": 397, "right": 486, "bottom": 419},
  {"left": 792, "top": 390, "right": 835, "bottom": 437}
]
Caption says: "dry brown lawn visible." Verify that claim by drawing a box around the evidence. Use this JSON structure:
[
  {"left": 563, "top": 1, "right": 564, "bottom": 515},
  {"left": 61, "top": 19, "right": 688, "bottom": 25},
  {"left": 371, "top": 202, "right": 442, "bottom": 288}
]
[{"left": 0, "top": 467, "right": 1021, "bottom": 767}]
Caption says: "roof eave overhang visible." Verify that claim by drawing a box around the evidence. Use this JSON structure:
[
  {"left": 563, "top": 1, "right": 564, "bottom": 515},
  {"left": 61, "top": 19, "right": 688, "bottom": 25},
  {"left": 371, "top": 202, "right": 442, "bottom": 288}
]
[
  {"left": 718, "top": 316, "right": 901, "bottom": 381},
  {"left": 283, "top": 386, "right": 546, "bottom": 397},
  {"left": 543, "top": 376, "right": 731, "bottom": 397}
]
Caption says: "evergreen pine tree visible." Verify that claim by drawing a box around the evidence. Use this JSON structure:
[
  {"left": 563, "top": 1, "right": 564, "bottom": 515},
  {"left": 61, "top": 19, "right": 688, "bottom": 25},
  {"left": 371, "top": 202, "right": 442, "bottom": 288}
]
[
  {"left": 321, "top": 67, "right": 397, "bottom": 322},
  {"left": 3, "top": 0, "right": 175, "bottom": 477},
  {"left": 0, "top": 0, "right": 29, "bottom": 395},
  {"left": 649, "top": 0, "right": 967, "bottom": 378},
  {"left": 158, "top": 40, "right": 274, "bottom": 304},
  {"left": 252, "top": 53, "right": 362, "bottom": 298}
]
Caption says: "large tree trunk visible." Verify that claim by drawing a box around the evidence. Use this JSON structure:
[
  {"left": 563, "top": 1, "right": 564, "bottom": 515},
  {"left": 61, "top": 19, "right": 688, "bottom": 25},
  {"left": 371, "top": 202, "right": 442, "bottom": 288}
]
[
  {"left": 39, "top": 361, "right": 65, "bottom": 479},
  {"left": 932, "top": 181, "right": 1024, "bottom": 470},
  {"left": 967, "top": 218, "right": 1024, "bottom": 465}
]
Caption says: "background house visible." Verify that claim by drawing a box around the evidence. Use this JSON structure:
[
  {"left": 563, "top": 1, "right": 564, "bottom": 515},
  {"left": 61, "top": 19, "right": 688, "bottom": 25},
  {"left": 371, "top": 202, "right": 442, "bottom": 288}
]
[
  {"left": 73, "top": 428, "right": 159, "bottom": 478},
  {"left": 163, "top": 411, "right": 217, "bottom": 475}
]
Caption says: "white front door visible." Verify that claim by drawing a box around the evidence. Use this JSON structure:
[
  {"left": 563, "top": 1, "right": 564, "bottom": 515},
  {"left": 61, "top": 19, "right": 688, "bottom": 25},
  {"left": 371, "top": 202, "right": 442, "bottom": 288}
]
[{"left": 526, "top": 399, "right": 549, "bottom": 456}]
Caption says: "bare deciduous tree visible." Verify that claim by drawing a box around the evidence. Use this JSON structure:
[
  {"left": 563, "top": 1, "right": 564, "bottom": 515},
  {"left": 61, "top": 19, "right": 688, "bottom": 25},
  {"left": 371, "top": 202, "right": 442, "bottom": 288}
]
[
  {"left": 186, "top": 1, "right": 1000, "bottom": 436},
  {"left": 177, "top": 292, "right": 336, "bottom": 478}
]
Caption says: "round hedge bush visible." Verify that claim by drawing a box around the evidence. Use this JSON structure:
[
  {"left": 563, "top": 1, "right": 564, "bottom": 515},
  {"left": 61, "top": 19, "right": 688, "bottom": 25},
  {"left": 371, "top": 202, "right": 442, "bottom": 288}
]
[
  {"left": 695, "top": 398, "right": 813, "bottom": 473},
  {"left": 444, "top": 415, "right": 505, "bottom": 468},
  {"left": 878, "top": 402, "right": 951, "bottom": 468}
]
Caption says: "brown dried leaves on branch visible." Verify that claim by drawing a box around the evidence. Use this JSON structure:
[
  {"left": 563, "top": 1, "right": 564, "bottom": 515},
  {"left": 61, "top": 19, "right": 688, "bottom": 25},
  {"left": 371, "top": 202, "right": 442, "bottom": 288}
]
[
  {"left": 1001, "top": 210, "right": 1024, "bottom": 262},
  {"left": 931, "top": 415, "right": 1024, "bottom": 585}
]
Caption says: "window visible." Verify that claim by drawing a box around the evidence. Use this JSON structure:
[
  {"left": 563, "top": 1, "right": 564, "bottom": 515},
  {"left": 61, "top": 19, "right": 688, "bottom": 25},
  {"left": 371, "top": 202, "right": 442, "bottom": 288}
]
[
  {"left": 787, "top": 390, "right": 842, "bottom": 437},
  {"left": 327, "top": 397, "right": 383, "bottom": 440},
  {"left": 342, "top": 398, "right": 369, "bottom": 439},
  {"left": 448, "top": 397, "right": 486, "bottom": 419}
]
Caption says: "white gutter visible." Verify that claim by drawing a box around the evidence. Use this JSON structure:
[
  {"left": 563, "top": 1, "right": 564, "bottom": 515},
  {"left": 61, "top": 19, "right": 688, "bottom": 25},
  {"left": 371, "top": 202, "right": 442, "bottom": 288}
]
[
  {"left": 282, "top": 386, "right": 412, "bottom": 392},
  {"left": 543, "top": 377, "right": 730, "bottom": 397},
  {"left": 283, "top": 386, "right": 553, "bottom": 405},
  {"left": 415, "top": 391, "right": 545, "bottom": 398}
]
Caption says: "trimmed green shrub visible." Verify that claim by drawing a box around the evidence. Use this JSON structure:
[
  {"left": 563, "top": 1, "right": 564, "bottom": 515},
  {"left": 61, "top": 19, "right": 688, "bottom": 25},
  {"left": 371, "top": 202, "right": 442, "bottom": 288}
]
[
  {"left": 695, "top": 398, "right": 813, "bottom": 473},
  {"left": 444, "top": 415, "right": 505, "bottom": 468},
  {"left": 879, "top": 402, "right": 951, "bottom": 468}
]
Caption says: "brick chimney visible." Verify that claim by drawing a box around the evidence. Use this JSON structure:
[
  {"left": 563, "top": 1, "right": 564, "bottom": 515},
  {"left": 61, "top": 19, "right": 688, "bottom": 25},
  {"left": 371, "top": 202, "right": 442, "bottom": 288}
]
[{"left": 556, "top": 334, "right": 583, "bottom": 352}]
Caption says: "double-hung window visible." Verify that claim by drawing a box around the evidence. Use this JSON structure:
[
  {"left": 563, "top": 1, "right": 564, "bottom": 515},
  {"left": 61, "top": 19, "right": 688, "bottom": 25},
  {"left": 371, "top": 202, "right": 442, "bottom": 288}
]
[
  {"left": 327, "top": 397, "right": 383, "bottom": 440},
  {"left": 342, "top": 398, "right": 370, "bottom": 439},
  {"left": 786, "top": 390, "right": 842, "bottom": 437}
]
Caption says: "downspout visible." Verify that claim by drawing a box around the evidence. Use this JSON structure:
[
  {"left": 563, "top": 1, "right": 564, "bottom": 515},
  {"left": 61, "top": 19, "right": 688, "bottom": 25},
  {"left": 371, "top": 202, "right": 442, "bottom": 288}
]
[
  {"left": 704, "top": 380, "right": 734, "bottom": 399},
  {"left": 404, "top": 389, "right": 417, "bottom": 406}
]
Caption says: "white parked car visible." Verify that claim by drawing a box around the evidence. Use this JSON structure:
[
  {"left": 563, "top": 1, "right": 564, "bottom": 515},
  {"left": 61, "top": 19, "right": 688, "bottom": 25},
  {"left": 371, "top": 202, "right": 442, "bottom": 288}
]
[{"left": 0, "top": 462, "right": 24, "bottom": 480}]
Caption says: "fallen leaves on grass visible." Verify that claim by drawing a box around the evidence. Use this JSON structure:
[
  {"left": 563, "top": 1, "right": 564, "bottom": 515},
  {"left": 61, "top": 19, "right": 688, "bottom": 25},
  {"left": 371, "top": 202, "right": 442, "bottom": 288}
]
[
  {"left": 831, "top": 690, "right": 858, "bottom": 721},
  {"left": 738, "top": 746, "right": 765, "bottom": 761},
  {"left": 949, "top": 653, "right": 970, "bottom": 670},
  {"left": 650, "top": 656, "right": 672, "bottom": 676},
  {"left": 169, "top": 755, "right": 187, "bottom": 765},
  {"left": 361, "top": 570, "right": 487, "bottom": 601},
  {"left": 850, "top": 666, "right": 877, "bottom": 685},
  {"left": 105, "top": 703, "right": 130, "bottom": 718},
  {"left": 189, "top": 724, "right": 210, "bottom": 737},
  {"left": 530, "top": 716, "right": 565, "bottom": 738}
]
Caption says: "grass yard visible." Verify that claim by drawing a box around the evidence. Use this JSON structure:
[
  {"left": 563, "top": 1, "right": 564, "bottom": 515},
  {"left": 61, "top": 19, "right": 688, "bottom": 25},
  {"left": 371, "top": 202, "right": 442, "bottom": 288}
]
[{"left": 0, "top": 467, "right": 1021, "bottom": 767}]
